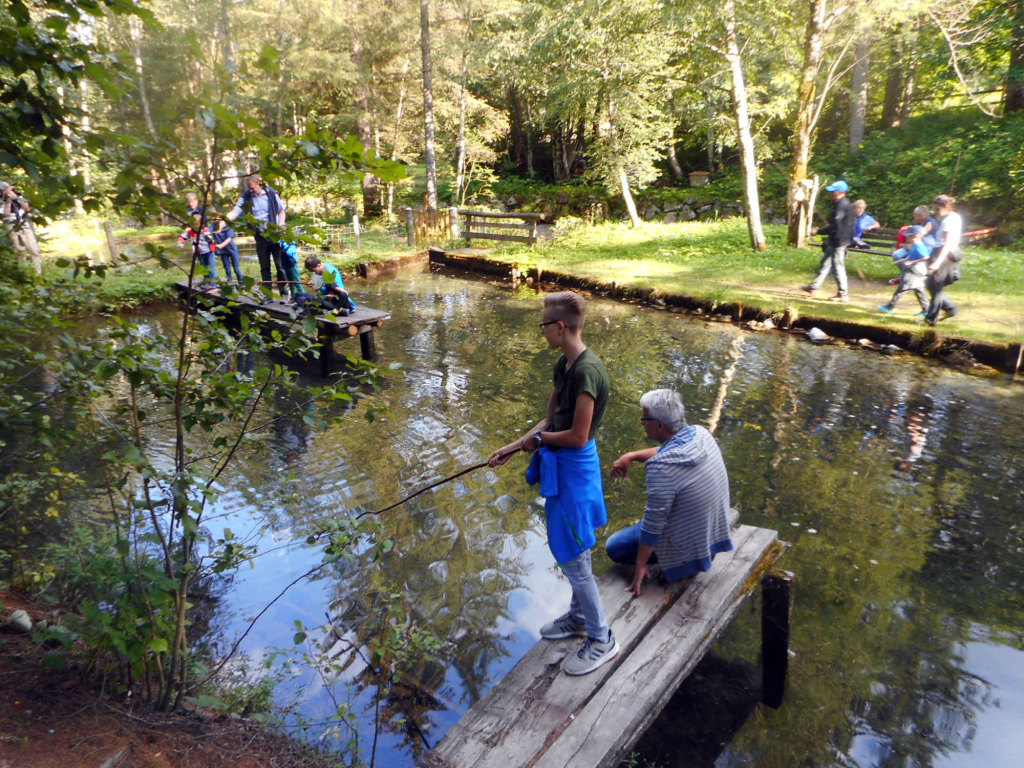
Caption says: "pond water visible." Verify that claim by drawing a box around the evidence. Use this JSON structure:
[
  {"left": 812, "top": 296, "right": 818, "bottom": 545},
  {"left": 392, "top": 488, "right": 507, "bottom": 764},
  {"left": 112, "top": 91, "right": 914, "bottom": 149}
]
[{"left": 114, "top": 268, "right": 1024, "bottom": 766}]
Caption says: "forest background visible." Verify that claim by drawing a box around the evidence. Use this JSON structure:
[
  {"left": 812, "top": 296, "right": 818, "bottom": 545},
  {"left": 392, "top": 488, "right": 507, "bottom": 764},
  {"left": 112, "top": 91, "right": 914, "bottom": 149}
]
[
  {"left": 4, "top": 0, "right": 1024, "bottom": 250},
  {"left": 1, "top": 0, "right": 1023, "bottom": 764}
]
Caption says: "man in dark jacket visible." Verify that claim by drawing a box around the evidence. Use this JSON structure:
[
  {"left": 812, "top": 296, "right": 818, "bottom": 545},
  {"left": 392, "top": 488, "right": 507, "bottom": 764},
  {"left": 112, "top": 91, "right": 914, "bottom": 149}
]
[
  {"left": 803, "top": 180, "right": 855, "bottom": 303},
  {"left": 227, "top": 174, "right": 287, "bottom": 296}
]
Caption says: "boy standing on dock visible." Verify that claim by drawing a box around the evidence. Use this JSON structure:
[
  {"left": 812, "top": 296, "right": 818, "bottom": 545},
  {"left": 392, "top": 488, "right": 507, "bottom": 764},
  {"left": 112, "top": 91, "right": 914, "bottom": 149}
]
[{"left": 489, "top": 291, "right": 617, "bottom": 676}]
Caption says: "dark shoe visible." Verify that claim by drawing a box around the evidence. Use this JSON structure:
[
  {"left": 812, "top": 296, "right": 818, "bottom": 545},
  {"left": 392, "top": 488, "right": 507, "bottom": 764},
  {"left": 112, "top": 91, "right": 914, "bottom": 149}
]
[
  {"left": 801, "top": 285, "right": 818, "bottom": 295},
  {"left": 827, "top": 294, "right": 849, "bottom": 303}
]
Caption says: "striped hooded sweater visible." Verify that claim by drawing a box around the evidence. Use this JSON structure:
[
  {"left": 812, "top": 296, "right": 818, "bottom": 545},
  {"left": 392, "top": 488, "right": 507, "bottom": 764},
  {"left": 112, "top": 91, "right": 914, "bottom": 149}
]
[{"left": 640, "top": 425, "right": 734, "bottom": 580}]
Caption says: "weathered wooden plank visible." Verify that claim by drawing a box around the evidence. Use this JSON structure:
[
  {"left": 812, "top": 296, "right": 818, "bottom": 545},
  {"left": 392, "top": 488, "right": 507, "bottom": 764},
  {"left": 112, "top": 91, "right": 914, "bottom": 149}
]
[
  {"left": 418, "top": 523, "right": 774, "bottom": 768},
  {"left": 532, "top": 526, "right": 780, "bottom": 768},
  {"left": 457, "top": 209, "right": 543, "bottom": 220},
  {"left": 464, "top": 231, "right": 537, "bottom": 244},
  {"left": 465, "top": 221, "right": 536, "bottom": 232}
]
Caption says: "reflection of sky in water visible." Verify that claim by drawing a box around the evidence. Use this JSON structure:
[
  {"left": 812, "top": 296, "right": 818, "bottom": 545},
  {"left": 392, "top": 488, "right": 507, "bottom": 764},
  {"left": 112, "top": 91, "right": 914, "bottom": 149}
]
[{"left": 934, "top": 641, "right": 1024, "bottom": 768}]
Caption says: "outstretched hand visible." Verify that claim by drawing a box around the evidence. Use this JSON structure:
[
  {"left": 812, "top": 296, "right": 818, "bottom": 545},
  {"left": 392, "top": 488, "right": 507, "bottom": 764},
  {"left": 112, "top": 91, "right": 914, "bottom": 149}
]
[
  {"left": 627, "top": 563, "right": 650, "bottom": 597},
  {"left": 610, "top": 454, "right": 632, "bottom": 479}
]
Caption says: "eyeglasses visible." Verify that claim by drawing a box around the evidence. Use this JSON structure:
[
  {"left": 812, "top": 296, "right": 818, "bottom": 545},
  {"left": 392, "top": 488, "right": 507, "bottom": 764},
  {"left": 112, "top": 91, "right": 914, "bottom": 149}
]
[
  {"left": 539, "top": 319, "right": 559, "bottom": 329},
  {"left": 640, "top": 417, "right": 658, "bottom": 423}
]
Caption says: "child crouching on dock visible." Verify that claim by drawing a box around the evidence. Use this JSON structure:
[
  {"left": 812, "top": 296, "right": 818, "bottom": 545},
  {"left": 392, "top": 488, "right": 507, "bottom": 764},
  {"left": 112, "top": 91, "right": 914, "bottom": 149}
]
[
  {"left": 489, "top": 291, "right": 618, "bottom": 676},
  {"left": 303, "top": 256, "right": 356, "bottom": 314}
]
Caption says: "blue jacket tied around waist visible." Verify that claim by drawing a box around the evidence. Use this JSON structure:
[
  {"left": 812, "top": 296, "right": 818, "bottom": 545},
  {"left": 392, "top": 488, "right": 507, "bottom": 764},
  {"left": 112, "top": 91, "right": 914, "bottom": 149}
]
[{"left": 526, "top": 441, "right": 607, "bottom": 565}]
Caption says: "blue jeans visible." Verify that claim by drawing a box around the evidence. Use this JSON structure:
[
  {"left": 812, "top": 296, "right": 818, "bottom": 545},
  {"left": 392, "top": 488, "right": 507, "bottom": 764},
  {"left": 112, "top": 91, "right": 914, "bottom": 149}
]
[
  {"left": 561, "top": 549, "right": 609, "bottom": 642},
  {"left": 810, "top": 242, "right": 849, "bottom": 296},
  {"left": 605, "top": 522, "right": 649, "bottom": 566},
  {"left": 220, "top": 250, "right": 243, "bottom": 281},
  {"left": 198, "top": 249, "right": 217, "bottom": 281}
]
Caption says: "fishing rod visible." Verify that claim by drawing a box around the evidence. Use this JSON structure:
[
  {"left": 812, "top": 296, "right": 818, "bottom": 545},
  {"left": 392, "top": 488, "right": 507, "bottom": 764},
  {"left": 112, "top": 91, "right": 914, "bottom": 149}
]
[{"left": 311, "top": 445, "right": 524, "bottom": 540}]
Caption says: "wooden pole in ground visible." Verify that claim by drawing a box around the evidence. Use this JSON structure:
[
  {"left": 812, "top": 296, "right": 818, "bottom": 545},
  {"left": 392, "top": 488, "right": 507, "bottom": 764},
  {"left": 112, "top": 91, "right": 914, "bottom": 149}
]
[
  {"left": 761, "top": 569, "right": 794, "bottom": 709},
  {"left": 449, "top": 206, "right": 460, "bottom": 240},
  {"left": 103, "top": 221, "right": 118, "bottom": 263},
  {"left": 405, "top": 207, "right": 415, "bottom": 247}
]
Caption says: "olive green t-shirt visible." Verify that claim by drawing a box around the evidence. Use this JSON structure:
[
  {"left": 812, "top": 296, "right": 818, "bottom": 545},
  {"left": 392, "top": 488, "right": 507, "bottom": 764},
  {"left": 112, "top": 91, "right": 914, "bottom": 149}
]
[{"left": 551, "top": 348, "right": 609, "bottom": 439}]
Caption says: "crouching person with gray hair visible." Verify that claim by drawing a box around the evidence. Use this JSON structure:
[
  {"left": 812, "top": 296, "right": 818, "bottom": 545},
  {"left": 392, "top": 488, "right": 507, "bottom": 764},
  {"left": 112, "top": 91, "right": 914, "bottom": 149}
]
[{"left": 606, "top": 389, "right": 734, "bottom": 597}]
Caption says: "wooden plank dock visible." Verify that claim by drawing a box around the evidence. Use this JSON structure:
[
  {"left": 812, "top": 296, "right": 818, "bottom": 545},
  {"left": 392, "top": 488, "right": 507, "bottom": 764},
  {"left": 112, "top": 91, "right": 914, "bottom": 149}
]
[
  {"left": 419, "top": 523, "right": 787, "bottom": 768},
  {"left": 174, "top": 279, "right": 391, "bottom": 374}
]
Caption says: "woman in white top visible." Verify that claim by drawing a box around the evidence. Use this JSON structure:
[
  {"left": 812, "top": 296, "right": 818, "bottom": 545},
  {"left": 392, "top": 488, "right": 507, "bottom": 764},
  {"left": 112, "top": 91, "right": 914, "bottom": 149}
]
[{"left": 924, "top": 195, "right": 962, "bottom": 326}]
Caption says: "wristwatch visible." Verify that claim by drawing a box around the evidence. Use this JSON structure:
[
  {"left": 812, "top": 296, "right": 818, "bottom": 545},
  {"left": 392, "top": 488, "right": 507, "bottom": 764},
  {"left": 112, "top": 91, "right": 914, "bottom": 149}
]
[{"left": 533, "top": 432, "right": 543, "bottom": 448}]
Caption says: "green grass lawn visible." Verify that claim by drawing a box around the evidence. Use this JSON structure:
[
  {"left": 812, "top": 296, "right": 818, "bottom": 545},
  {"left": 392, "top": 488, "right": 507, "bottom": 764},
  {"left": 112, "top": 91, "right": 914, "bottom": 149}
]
[{"left": 483, "top": 218, "right": 1024, "bottom": 346}]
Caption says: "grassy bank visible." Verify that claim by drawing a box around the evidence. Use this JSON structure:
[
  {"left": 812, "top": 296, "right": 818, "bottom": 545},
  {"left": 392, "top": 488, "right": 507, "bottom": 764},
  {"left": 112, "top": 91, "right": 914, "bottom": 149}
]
[
  {"left": 30, "top": 216, "right": 1024, "bottom": 350},
  {"left": 487, "top": 218, "right": 1023, "bottom": 346}
]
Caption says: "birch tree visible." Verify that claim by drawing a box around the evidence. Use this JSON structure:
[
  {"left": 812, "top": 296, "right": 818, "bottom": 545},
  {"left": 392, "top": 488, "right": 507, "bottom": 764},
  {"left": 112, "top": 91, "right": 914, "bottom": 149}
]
[
  {"left": 421, "top": 0, "right": 439, "bottom": 211},
  {"left": 722, "top": 0, "right": 767, "bottom": 250}
]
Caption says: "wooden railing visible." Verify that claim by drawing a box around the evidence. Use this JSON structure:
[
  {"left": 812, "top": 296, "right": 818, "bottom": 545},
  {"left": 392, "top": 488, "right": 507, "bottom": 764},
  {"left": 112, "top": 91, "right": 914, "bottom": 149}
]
[
  {"left": 404, "top": 207, "right": 542, "bottom": 249},
  {"left": 458, "top": 209, "right": 541, "bottom": 246}
]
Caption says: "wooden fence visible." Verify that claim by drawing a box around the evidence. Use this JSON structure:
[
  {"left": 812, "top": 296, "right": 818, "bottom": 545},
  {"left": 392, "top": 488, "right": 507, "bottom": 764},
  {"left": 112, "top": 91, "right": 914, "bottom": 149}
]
[{"left": 404, "top": 207, "right": 542, "bottom": 249}]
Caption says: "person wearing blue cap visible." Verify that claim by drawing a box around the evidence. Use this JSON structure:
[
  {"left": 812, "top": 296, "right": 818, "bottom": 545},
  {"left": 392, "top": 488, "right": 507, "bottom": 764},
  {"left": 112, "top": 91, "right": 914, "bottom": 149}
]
[{"left": 803, "top": 180, "right": 854, "bottom": 302}]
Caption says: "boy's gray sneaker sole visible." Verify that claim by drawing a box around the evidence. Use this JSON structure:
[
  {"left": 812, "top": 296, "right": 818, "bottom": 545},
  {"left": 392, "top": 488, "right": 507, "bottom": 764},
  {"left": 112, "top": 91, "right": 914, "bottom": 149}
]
[
  {"left": 540, "top": 612, "right": 587, "bottom": 640},
  {"left": 563, "top": 634, "right": 620, "bottom": 676}
]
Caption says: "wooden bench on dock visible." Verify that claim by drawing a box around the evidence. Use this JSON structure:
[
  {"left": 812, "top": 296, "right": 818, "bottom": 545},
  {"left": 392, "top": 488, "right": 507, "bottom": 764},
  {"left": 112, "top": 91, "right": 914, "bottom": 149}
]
[
  {"left": 174, "top": 279, "right": 390, "bottom": 374},
  {"left": 418, "top": 521, "right": 788, "bottom": 768}
]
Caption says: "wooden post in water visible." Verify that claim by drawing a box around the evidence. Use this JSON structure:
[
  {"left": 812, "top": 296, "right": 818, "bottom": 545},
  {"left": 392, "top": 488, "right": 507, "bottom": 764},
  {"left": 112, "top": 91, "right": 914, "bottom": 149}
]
[
  {"left": 103, "top": 221, "right": 118, "bottom": 263},
  {"left": 319, "top": 330, "right": 334, "bottom": 378},
  {"left": 360, "top": 328, "right": 376, "bottom": 359},
  {"left": 405, "top": 207, "right": 415, "bottom": 247},
  {"left": 761, "top": 569, "right": 794, "bottom": 709}
]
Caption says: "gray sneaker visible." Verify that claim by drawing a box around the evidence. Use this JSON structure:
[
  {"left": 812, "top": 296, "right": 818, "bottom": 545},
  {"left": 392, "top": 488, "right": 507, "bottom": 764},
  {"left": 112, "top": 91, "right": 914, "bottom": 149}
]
[
  {"left": 539, "top": 612, "right": 586, "bottom": 640},
  {"left": 563, "top": 633, "right": 620, "bottom": 676}
]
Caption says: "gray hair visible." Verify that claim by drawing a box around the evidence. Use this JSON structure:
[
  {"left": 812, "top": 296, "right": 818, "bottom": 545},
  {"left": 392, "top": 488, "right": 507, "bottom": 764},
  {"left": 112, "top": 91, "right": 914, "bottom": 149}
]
[{"left": 639, "top": 389, "right": 687, "bottom": 432}]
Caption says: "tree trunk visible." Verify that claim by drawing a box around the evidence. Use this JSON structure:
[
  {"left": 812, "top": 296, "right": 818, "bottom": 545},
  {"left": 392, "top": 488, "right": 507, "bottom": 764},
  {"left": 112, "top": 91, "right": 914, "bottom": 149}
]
[
  {"left": 667, "top": 138, "right": 684, "bottom": 180},
  {"left": 848, "top": 38, "right": 869, "bottom": 154},
  {"left": 1005, "top": 2, "right": 1024, "bottom": 112},
  {"left": 724, "top": 0, "right": 766, "bottom": 251},
  {"left": 128, "top": 16, "right": 158, "bottom": 140},
  {"left": 217, "top": 0, "right": 236, "bottom": 73},
  {"left": 387, "top": 58, "right": 410, "bottom": 219},
  {"left": 420, "top": 0, "right": 438, "bottom": 211},
  {"left": 898, "top": 45, "right": 917, "bottom": 125},
  {"left": 881, "top": 35, "right": 904, "bottom": 128},
  {"left": 351, "top": 35, "right": 381, "bottom": 217},
  {"left": 787, "top": 0, "right": 826, "bottom": 248},
  {"left": 508, "top": 88, "right": 527, "bottom": 170},
  {"left": 525, "top": 100, "right": 534, "bottom": 176},
  {"left": 619, "top": 167, "right": 640, "bottom": 227},
  {"left": 455, "top": 2, "right": 473, "bottom": 203}
]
